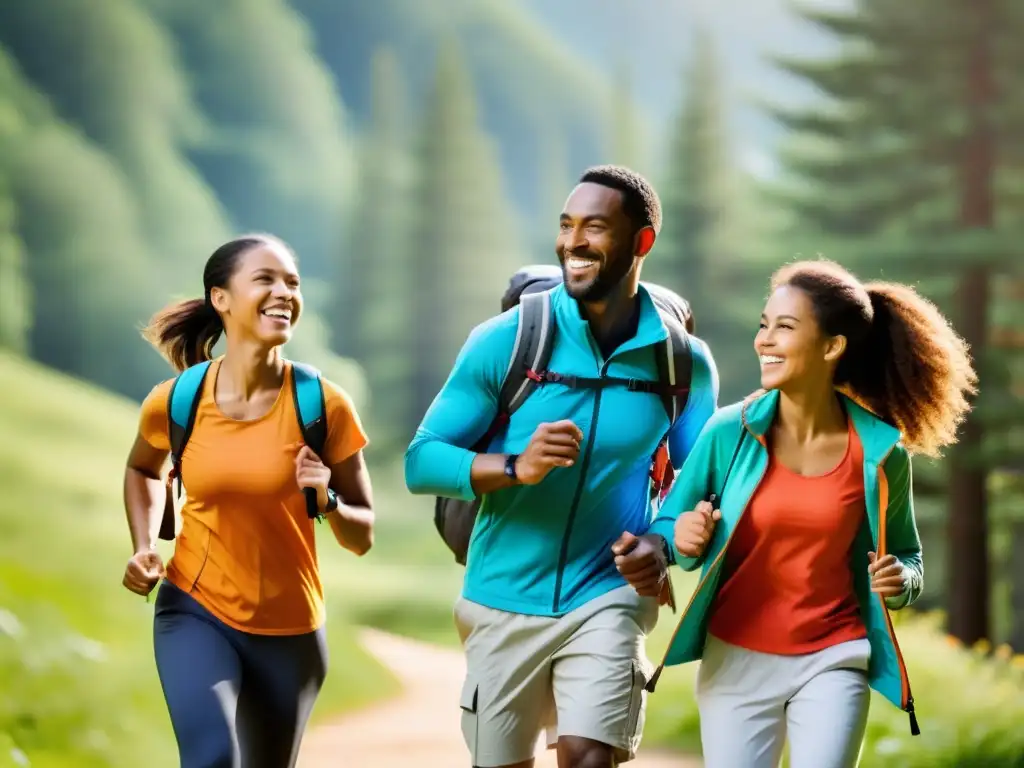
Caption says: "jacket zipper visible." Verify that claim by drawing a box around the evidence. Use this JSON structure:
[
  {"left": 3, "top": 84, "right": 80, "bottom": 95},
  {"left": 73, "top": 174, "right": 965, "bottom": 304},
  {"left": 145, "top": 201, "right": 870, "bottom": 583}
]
[
  {"left": 551, "top": 359, "right": 610, "bottom": 613},
  {"left": 876, "top": 445, "right": 919, "bottom": 735},
  {"left": 646, "top": 429, "right": 767, "bottom": 692}
]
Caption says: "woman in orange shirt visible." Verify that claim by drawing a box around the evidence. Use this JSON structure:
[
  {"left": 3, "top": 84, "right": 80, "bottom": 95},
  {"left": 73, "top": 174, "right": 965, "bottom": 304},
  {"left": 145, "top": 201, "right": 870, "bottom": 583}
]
[
  {"left": 121, "top": 234, "right": 374, "bottom": 768},
  {"left": 633, "top": 260, "right": 977, "bottom": 767}
]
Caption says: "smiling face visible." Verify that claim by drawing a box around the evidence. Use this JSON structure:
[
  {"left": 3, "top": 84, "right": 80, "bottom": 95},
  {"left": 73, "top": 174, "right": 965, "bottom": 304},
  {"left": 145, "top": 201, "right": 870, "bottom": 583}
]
[
  {"left": 755, "top": 284, "right": 846, "bottom": 391},
  {"left": 556, "top": 182, "right": 642, "bottom": 302},
  {"left": 210, "top": 241, "right": 303, "bottom": 349}
]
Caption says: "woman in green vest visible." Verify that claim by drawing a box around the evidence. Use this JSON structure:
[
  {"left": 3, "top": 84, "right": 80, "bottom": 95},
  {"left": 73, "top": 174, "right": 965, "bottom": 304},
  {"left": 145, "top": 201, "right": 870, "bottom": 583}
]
[{"left": 638, "top": 259, "right": 977, "bottom": 768}]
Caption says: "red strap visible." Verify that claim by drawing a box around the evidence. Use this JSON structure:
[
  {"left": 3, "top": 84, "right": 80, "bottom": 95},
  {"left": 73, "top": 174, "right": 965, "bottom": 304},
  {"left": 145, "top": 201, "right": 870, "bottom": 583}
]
[
  {"left": 649, "top": 443, "right": 671, "bottom": 498},
  {"left": 660, "top": 463, "right": 676, "bottom": 501}
]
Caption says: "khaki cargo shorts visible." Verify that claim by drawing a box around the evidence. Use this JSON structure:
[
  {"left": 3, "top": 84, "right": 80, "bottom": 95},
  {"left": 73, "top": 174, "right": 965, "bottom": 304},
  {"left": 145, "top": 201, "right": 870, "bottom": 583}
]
[{"left": 454, "top": 585, "right": 659, "bottom": 767}]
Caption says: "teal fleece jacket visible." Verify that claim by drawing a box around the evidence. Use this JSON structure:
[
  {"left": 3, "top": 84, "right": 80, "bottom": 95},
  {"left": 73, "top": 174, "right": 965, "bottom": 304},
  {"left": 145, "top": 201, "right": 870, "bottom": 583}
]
[{"left": 404, "top": 283, "right": 719, "bottom": 617}]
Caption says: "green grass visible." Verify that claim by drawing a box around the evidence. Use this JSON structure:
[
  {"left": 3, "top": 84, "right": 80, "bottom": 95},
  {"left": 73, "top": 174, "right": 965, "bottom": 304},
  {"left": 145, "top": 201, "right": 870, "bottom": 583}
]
[{"left": 0, "top": 351, "right": 401, "bottom": 767}]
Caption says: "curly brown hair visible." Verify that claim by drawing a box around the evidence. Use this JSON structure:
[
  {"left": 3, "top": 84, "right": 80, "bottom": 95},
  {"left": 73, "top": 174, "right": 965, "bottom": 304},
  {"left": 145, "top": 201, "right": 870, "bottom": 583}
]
[{"left": 771, "top": 259, "right": 978, "bottom": 458}]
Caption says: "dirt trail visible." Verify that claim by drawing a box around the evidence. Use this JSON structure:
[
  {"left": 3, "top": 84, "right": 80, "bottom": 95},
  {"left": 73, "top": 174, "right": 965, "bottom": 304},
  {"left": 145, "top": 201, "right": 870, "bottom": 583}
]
[{"left": 298, "top": 628, "right": 700, "bottom": 767}]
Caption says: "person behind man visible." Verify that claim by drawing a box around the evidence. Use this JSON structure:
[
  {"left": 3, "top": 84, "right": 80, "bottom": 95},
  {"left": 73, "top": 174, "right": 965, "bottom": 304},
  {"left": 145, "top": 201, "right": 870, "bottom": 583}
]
[{"left": 404, "top": 165, "right": 719, "bottom": 768}]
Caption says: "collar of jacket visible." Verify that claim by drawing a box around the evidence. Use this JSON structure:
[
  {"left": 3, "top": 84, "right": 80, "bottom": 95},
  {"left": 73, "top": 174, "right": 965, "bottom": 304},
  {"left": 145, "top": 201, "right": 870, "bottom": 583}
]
[
  {"left": 739, "top": 387, "right": 902, "bottom": 464},
  {"left": 550, "top": 282, "right": 669, "bottom": 360}
]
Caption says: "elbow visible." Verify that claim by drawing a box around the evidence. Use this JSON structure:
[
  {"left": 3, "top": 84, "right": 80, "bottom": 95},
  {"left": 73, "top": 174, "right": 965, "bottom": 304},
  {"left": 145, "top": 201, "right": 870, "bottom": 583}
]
[
  {"left": 344, "top": 513, "right": 375, "bottom": 557},
  {"left": 351, "top": 530, "right": 373, "bottom": 557},
  {"left": 403, "top": 441, "right": 428, "bottom": 495},
  {"left": 402, "top": 433, "right": 475, "bottom": 499}
]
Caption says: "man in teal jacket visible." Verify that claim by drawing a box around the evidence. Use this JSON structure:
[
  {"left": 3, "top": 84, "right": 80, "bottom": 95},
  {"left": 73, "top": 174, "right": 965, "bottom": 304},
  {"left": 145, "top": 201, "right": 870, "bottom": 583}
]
[{"left": 405, "top": 165, "right": 718, "bottom": 767}]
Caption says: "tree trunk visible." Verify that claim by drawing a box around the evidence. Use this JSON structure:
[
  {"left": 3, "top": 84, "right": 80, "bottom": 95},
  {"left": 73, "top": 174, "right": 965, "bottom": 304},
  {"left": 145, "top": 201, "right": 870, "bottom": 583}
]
[
  {"left": 946, "top": 0, "right": 994, "bottom": 645},
  {"left": 1010, "top": 520, "right": 1024, "bottom": 651}
]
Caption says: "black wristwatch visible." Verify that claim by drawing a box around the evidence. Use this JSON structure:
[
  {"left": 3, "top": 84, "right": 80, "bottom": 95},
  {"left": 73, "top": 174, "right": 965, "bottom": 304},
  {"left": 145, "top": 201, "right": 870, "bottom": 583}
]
[
  {"left": 504, "top": 454, "right": 520, "bottom": 483},
  {"left": 657, "top": 533, "right": 675, "bottom": 565},
  {"left": 324, "top": 488, "right": 339, "bottom": 513}
]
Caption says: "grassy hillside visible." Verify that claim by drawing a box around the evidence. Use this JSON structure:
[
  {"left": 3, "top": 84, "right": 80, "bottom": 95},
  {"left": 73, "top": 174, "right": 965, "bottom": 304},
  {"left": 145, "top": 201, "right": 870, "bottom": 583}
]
[{"left": 0, "top": 352, "right": 406, "bottom": 768}]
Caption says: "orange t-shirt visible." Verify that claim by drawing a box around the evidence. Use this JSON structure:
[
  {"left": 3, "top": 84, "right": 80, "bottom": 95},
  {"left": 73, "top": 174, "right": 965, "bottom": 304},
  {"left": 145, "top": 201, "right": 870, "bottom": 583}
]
[
  {"left": 708, "top": 421, "right": 868, "bottom": 654},
  {"left": 139, "top": 358, "right": 368, "bottom": 635}
]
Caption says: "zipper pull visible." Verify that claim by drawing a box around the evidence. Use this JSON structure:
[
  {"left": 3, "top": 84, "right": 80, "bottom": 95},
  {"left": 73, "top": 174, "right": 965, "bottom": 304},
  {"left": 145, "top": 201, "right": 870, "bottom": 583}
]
[
  {"left": 907, "top": 697, "right": 920, "bottom": 736},
  {"left": 644, "top": 664, "right": 664, "bottom": 693}
]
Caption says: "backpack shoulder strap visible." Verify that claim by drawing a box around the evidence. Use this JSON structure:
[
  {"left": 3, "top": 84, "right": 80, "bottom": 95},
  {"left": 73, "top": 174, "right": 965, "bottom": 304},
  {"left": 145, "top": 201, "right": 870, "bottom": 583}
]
[
  {"left": 653, "top": 312, "right": 693, "bottom": 427},
  {"left": 290, "top": 361, "right": 327, "bottom": 458},
  {"left": 467, "top": 290, "right": 555, "bottom": 454},
  {"left": 167, "top": 360, "right": 213, "bottom": 465},
  {"left": 498, "top": 289, "right": 556, "bottom": 416}
]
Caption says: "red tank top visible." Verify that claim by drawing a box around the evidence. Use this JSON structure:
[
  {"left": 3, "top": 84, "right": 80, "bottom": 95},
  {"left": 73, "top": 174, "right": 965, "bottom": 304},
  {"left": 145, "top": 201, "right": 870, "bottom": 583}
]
[{"left": 708, "top": 420, "right": 868, "bottom": 654}]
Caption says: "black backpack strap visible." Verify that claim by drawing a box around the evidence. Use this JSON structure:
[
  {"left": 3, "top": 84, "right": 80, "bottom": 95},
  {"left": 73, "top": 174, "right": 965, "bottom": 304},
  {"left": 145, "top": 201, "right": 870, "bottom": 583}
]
[
  {"left": 653, "top": 314, "right": 693, "bottom": 427},
  {"left": 647, "top": 313, "right": 694, "bottom": 506},
  {"left": 465, "top": 290, "right": 556, "bottom": 455}
]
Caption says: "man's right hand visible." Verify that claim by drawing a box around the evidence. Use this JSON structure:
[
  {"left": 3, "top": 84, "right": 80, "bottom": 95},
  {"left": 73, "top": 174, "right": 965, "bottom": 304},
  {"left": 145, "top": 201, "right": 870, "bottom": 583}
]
[
  {"left": 674, "top": 500, "right": 721, "bottom": 559},
  {"left": 515, "top": 420, "right": 584, "bottom": 485}
]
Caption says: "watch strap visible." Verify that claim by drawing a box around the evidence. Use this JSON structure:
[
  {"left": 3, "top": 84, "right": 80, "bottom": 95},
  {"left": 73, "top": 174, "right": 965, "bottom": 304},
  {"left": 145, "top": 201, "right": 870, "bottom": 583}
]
[{"left": 504, "top": 454, "right": 519, "bottom": 482}]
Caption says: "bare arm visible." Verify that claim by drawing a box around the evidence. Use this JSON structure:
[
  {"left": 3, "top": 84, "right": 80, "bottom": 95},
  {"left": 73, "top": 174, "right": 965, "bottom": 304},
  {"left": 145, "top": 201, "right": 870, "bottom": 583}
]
[
  {"left": 123, "top": 433, "right": 169, "bottom": 554},
  {"left": 325, "top": 449, "right": 375, "bottom": 556}
]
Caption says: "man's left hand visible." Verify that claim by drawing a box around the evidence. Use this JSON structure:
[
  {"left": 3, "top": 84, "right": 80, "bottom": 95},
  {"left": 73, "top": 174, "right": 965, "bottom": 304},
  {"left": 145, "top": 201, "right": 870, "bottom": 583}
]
[{"left": 612, "top": 532, "right": 668, "bottom": 597}]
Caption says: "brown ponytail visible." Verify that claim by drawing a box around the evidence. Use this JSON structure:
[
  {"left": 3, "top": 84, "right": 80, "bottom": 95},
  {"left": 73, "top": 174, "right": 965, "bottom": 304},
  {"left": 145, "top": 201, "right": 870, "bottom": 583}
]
[
  {"left": 772, "top": 260, "right": 978, "bottom": 458},
  {"left": 141, "top": 235, "right": 272, "bottom": 373},
  {"left": 142, "top": 297, "right": 223, "bottom": 373}
]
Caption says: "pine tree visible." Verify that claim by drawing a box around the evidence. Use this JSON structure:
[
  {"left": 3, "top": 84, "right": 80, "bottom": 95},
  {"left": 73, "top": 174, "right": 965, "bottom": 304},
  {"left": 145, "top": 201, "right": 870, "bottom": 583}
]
[
  {"left": 409, "top": 40, "right": 525, "bottom": 429},
  {"left": 144, "top": 0, "right": 356, "bottom": 283},
  {"left": 647, "top": 30, "right": 761, "bottom": 404},
  {"left": 609, "top": 59, "right": 640, "bottom": 171},
  {"left": 767, "top": 0, "right": 1024, "bottom": 643},
  {"left": 336, "top": 47, "right": 416, "bottom": 447},
  {"left": 0, "top": 0, "right": 231, "bottom": 286},
  {"left": 0, "top": 43, "right": 168, "bottom": 398}
]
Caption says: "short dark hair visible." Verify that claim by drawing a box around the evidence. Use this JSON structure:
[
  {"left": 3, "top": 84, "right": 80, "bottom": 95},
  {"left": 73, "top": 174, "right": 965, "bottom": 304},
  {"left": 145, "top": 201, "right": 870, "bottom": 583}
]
[{"left": 579, "top": 164, "right": 662, "bottom": 235}]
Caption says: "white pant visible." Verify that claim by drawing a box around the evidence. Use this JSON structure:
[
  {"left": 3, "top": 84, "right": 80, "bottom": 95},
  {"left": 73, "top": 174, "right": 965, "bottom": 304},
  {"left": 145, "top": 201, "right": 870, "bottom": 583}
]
[{"left": 696, "top": 634, "right": 872, "bottom": 768}]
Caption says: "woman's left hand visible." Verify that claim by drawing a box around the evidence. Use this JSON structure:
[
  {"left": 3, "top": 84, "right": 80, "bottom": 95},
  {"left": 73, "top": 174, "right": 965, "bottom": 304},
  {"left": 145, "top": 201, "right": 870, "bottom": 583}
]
[
  {"left": 296, "top": 445, "right": 332, "bottom": 511},
  {"left": 867, "top": 551, "right": 906, "bottom": 597}
]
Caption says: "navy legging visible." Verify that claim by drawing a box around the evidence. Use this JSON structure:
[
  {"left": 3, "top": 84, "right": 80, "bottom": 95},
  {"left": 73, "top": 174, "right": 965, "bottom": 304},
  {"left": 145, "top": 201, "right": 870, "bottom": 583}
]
[{"left": 153, "top": 579, "right": 328, "bottom": 768}]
